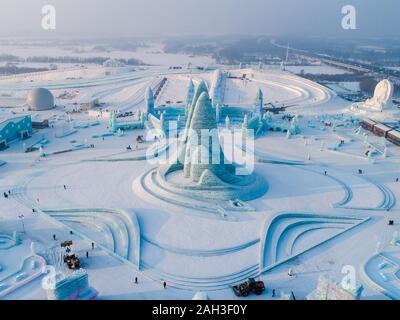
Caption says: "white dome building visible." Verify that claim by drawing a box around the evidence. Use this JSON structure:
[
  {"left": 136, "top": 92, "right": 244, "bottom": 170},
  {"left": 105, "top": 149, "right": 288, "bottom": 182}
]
[{"left": 27, "top": 88, "right": 55, "bottom": 111}]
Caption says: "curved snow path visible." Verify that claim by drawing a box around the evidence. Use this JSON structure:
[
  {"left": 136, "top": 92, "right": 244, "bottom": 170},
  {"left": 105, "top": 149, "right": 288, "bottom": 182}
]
[
  {"left": 361, "top": 252, "right": 400, "bottom": 300},
  {"left": 0, "top": 255, "right": 46, "bottom": 299},
  {"left": 0, "top": 68, "right": 188, "bottom": 91},
  {"left": 43, "top": 208, "right": 141, "bottom": 267},
  {"left": 141, "top": 236, "right": 259, "bottom": 257},
  {"left": 338, "top": 176, "right": 396, "bottom": 211},
  {"left": 260, "top": 213, "right": 369, "bottom": 272},
  {"left": 140, "top": 261, "right": 260, "bottom": 290}
]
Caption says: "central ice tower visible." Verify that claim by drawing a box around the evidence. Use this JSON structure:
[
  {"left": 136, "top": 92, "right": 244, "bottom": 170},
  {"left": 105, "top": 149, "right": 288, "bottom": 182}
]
[
  {"left": 183, "top": 90, "right": 237, "bottom": 185},
  {"left": 135, "top": 82, "right": 267, "bottom": 213}
]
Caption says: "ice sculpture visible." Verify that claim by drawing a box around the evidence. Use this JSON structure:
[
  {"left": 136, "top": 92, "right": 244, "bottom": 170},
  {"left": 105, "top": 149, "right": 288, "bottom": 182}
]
[
  {"left": 288, "top": 116, "right": 301, "bottom": 135},
  {"left": 390, "top": 231, "right": 399, "bottom": 246},
  {"left": 43, "top": 269, "right": 98, "bottom": 300},
  {"left": 183, "top": 91, "right": 235, "bottom": 182},
  {"left": 145, "top": 87, "right": 155, "bottom": 115},
  {"left": 242, "top": 114, "right": 249, "bottom": 130},
  {"left": 178, "top": 80, "right": 209, "bottom": 164},
  {"left": 186, "top": 79, "right": 195, "bottom": 115},
  {"left": 225, "top": 115, "right": 230, "bottom": 130},
  {"left": 192, "top": 291, "right": 209, "bottom": 300},
  {"left": 39, "top": 146, "right": 45, "bottom": 157},
  {"left": 307, "top": 276, "right": 363, "bottom": 300},
  {"left": 348, "top": 79, "right": 399, "bottom": 122},
  {"left": 364, "top": 79, "right": 394, "bottom": 112},
  {"left": 109, "top": 111, "right": 145, "bottom": 133},
  {"left": 209, "top": 69, "right": 225, "bottom": 107},
  {"left": 12, "top": 231, "right": 21, "bottom": 245},
  {"left": 137, "top": 86, "right": 267, "bottom": 205},
  {"left": 254, "top": 88, "right": 263, "bottom": 114}
]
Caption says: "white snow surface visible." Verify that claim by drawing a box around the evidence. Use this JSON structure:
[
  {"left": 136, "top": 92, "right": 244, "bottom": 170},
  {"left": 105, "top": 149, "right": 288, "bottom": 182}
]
[{"left": 0, "top": 53, "right": 399, "bottom": 300}]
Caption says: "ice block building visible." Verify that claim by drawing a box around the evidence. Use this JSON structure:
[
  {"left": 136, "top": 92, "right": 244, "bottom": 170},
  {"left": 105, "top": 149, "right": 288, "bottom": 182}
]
[
  {"left": 145, "top": 82, "right": 187, "bottom": 135},
  {"left": 108, "top": 111, "right": 145, "bottom": 133},
  {"left": 137, "top": 83, "right": 267, "bottom": 211},
  {"left": 183, "top": 90, "right": 237, "bottom": 183},
  {"left": 43, "top": 269, "right": 98, "bottom": 300},
  {"left": 0, "top": 115, "right": 32, "bottom": 150}
]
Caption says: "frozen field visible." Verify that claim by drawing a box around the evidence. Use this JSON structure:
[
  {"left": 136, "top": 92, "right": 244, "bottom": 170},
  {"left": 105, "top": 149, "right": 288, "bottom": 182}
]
[{"left": 0, "top": 54, "right": 399, "bottom": 300}]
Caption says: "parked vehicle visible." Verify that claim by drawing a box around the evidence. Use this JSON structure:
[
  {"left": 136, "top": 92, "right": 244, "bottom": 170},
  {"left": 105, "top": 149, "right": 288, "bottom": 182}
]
[
  {"left": 232, "top": 278, "right": 265, "bottom": 297},
  {"left": 64, "top": 254, "right": 80, "bottom": 269}
]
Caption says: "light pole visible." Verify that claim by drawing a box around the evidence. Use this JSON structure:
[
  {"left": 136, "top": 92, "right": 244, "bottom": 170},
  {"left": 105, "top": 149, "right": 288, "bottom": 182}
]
[{"left": 18, "top": 214, "right": 25, "bottom": 233}]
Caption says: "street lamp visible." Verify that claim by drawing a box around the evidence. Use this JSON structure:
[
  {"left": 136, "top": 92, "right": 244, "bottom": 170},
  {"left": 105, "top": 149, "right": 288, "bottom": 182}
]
[{"left": 18, "top": 214, "right": 25, "bottom": 233}]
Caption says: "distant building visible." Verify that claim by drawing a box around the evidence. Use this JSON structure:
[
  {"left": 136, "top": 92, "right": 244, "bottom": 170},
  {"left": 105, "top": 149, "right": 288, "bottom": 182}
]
[
  {"left": 43, "top": 269, "right": 98, "bottom": 300},
  {"left": 27, "top": 88, "right": 55, "bottom": 111},
  {"left": 0, "top": 115, "right": 32, "bottom": 150},
  {"left": 32, "top": 119, "right": 49, "bottom": 129},
  {"left": 80, "top": 99, "right": 100, "bottom": 111},
  {"left": 30, "top": 113, "right": 50, "bottom": 129}
]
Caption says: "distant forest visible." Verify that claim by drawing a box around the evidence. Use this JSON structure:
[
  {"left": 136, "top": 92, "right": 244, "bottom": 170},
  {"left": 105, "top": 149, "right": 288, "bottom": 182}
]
[
  {"left": 301, "top": 73, "right": 399, "bottom": 97},
  {"left": 359, "top": 77, "right": 400, "bottom": 97},
  {"left": 0, "top": 54, "right": 145, "bottom": 75},
  {"left": 0, "top": 65, "right": 48, "bottom": 76},
  {"left": 26, "top": 56, "right": 143, "bottom": 65},
  {"left": 0, "top": 53, "right": 144, "bottom": 65},
  {"left": 164, "top": 37, "right": 287, "bottom": 64}
]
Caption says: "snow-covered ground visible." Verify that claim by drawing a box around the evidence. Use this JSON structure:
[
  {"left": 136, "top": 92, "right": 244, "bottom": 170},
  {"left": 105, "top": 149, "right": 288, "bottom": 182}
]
[
  {"left": 285, "top": 65, "right": 351, "bottom": 75},
  {"left": 327, "top": 82, "right": 361, "bottom": 94},
  {"left": 0, "top": 52, "right": 399, "bottom": 300}
]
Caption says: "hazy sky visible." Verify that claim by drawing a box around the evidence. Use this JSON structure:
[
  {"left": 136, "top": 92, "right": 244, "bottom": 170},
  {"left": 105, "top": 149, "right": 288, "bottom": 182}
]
[{"left": 0, "top": 0, "right": 399, "bottom": 38}]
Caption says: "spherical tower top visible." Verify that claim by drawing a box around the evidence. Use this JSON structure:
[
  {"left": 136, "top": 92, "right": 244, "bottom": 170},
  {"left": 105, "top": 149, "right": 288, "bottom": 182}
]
[{"left": 27, "top": 88, "right": 55, "bottom": 111}]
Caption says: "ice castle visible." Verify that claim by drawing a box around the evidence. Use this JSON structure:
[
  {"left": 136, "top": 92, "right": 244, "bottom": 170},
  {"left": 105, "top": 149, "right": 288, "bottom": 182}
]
[{"left": 136, "top": 82, "right": 267, "bottom": 212}]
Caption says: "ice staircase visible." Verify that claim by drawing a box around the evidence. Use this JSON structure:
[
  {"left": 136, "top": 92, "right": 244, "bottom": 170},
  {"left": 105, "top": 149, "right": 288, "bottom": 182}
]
[{"left": 140, "top": 261, "right": 260, "bottom": 291}]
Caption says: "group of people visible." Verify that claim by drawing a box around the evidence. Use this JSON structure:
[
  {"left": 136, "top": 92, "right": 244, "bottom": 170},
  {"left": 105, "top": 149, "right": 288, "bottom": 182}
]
[
  {"left": 125, "top": 135, "right": 146, "bottom": 150},
  {"left": 126, "top": 144, "right": 138, "bottom": 151},
  {"left": 3, "top": 190, "right": 11, "bottom": 198},
  {"left": 133, "top": 276, "right": 167, "bottom": 289}
]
